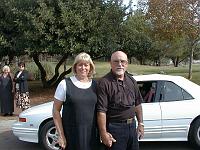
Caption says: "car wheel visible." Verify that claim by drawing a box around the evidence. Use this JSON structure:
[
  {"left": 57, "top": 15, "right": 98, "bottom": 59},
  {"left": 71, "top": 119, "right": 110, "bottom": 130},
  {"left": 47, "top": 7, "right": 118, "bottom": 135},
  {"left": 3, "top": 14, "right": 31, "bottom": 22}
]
[
  {"left": 188, "top": 119, "right": 200, "bottom": 149},
  {"left": 40, "top": 120, "right": 60, "bottom": 150}
]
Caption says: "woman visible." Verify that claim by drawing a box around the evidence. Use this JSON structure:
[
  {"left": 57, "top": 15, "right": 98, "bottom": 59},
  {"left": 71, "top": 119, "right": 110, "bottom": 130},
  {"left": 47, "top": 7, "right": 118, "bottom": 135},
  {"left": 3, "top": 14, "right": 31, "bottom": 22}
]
[
  {"left": 13, "top": 62, "right": 30, "bottom": 111},
  {"left": 53, "top": 52, "right": 99, "bottom": 150},
  {"left": 0, "top": 65, "right": 14, "bottom": 116}
]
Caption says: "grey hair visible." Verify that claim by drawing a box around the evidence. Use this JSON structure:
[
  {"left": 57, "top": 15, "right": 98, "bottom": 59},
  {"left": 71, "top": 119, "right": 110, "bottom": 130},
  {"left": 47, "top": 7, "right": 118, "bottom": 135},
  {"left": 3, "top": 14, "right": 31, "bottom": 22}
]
[{"left": 2, "top": 65, "right": 10, "bottom": 73}]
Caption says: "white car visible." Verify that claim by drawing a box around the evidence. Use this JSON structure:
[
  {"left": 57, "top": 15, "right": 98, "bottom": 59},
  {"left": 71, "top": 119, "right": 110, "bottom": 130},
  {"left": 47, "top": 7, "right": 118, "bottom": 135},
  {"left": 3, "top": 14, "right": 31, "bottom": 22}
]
[{"left": 12, "top": 74, "right": 200, "bottom": 150}]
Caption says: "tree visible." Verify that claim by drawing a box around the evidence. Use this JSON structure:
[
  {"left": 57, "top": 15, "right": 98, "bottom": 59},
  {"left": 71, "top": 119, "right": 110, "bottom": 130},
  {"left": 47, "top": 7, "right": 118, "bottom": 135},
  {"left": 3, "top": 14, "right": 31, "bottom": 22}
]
[
  {"left": 0, "top": 0, "right": 28, "bottom": 63},
  {"left": 141, "top": 0, "right": 199, "bottom": 77},
  {"left": 1, "top": 0, "right": 129, "bottom": 87},
  {"left": 122, "top": 10, "right": 152, "bottom": 65},
  {"left": 185, "top": 0, "right": 200, "bottom": 79}
]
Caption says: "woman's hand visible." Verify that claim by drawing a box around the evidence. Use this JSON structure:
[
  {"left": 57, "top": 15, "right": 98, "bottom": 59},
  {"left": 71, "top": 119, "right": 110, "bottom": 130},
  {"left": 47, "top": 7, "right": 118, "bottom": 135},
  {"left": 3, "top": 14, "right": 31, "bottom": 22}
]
[{"left": 58, "top": 135, "right": 67, "bottom": 149}]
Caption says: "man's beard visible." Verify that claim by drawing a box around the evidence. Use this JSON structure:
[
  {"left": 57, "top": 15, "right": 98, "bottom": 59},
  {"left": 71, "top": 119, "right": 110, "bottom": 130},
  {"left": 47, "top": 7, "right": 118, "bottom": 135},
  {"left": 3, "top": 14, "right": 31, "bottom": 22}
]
[{"left": 114, "top": 69, "right": 125, "bottom": 76}]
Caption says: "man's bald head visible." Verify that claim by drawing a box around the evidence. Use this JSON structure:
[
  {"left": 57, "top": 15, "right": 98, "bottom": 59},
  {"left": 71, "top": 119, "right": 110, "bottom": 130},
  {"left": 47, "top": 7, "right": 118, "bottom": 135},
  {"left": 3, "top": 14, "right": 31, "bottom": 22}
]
[{"left": 111, "top": 51, "right": 128, "bottom": 62}]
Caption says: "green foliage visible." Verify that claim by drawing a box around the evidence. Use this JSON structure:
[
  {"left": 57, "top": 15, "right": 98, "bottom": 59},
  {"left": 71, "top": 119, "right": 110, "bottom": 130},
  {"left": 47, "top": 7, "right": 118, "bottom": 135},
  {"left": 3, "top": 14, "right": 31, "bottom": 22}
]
[
  {"left": 144, "top": 0, "right": 200, "bottom": 67},
  {"left": 1, "top": 0, "right": 199, "bottom": 86},
  {"left": 12, "top": 0, "right": 128, "bottom": 58},
  {"left": 0, "top": 0, "right": 131, "bottom": 87},
  {"left": 27, "top": 62, "right": 54, "bottom": 80},
  {"left": 94, "top": 61, "right": 200, "bottom": 85},
  {"left": 122, "top": 10, "right": 152, "bottom": 64},
  {"left": 10, "top": 61, "right": 54, "bottom": 81}
]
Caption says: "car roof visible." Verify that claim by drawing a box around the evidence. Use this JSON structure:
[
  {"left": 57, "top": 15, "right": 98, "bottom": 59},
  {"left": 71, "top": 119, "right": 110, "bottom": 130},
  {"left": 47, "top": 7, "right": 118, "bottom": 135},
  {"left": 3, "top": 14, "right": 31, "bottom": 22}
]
[
  {"left": 133, "top": 74, "right": 200, "bottom": 98},
  {"left": 133, "top": 74, "right": 184, "bottom": 82}
]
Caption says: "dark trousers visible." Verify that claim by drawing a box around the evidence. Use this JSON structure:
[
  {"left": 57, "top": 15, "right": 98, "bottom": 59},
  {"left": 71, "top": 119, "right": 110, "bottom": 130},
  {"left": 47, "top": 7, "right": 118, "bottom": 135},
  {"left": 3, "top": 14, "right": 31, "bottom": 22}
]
[{"left": 106, "top": 121, "right": 139, "bottom": 150}]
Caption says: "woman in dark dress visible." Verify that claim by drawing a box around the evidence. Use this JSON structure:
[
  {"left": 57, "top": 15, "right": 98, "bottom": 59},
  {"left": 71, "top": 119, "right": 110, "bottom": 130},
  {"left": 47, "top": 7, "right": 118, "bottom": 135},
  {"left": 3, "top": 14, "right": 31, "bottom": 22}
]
[
  {"left": 0, "top": 65, "right": 14, "bottom": 116},
  {"left": 53, "top": 52, "right": 100, "bottom": 150},
  {"left": 13, "top": 62, "right": 30, "bottom": 111}
]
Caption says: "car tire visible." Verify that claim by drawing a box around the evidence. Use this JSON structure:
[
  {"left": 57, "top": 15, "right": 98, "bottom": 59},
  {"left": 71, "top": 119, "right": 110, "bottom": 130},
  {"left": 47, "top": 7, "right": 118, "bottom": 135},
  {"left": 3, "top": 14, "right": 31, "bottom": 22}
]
[
  {"left": 188, "top": 119, "right": 200, "bottom": 149},
  {"left": 40, "top": 120, "right": 60, "bottom": 150}
]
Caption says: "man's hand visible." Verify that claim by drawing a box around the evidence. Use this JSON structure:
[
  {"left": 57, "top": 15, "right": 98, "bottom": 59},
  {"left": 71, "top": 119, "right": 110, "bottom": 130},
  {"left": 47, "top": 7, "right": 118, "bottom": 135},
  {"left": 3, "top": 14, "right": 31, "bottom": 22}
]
[
  {"left": 135, "top": 104, "right": 144, "bottom": 139},
  {"left": 137, "top": 123, "right": 144, "bottom": 139},
  {"left": 101, "top": 132, "right": 116, "bottom": 147}
]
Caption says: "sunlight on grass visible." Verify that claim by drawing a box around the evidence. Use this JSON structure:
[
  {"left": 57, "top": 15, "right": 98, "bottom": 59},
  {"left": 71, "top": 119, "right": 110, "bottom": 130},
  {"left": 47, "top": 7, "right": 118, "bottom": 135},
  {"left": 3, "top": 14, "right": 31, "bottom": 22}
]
[
  {"left": 94, "top": 62, "right": 200, "bottom": 85},
  {"left": 26, "top": 61, "right": 200, "bottom": 85}
]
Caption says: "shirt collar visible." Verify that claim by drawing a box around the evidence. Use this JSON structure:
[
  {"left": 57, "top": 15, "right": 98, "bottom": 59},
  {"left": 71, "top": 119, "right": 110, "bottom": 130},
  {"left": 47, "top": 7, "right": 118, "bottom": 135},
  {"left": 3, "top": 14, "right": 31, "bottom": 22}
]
[{"left": 108, "top": 70, "right": 128, "bottom": 82}]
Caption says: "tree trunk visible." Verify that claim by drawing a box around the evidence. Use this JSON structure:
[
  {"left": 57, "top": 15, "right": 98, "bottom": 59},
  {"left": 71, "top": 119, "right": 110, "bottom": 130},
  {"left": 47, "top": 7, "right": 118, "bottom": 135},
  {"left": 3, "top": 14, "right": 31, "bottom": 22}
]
[
  {"left": 129, "top": 57, "right": 132, "bottom": 64},
  {"left": 32, "top": 52, "right": 72, "bottom": 88},
  {"left": 188, "top": 48, "right": 194, "bottom": 79},
  {"left": 64, "top": 60, "right": 67, "bottom": 71},
  {"left": 32, "top": 53, "right": 48, "bottom": 87},
  {"left": 175, "top": 57, "right": 179, "bottom": 67},
  {"left": 171, "top": 57, "right": 179, "bottom": 67}
]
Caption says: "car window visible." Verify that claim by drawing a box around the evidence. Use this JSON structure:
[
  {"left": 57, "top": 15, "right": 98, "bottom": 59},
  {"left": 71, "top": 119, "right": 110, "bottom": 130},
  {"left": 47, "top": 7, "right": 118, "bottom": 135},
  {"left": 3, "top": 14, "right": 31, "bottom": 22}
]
[
  {"left": 137, "top": 81, "right": 157, "bottom": 103},
  {"left": 162, "top": 81, "right": 193, "bottom": 102},
  {"left": 182, "top": 89, "right": 193, "bottom": 100}
]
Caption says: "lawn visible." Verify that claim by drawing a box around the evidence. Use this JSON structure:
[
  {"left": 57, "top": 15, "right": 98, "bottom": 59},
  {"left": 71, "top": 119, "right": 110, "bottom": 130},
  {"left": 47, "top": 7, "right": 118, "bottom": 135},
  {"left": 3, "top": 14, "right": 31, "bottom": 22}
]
[
  {"left": 94, "top": 62, "right": 200, "bottom": 85},
  {"left": 29, "top": 62, "right": 200, "bottom": 106},
  {"left": 26, "top": 61, "right": 200, "bottom": 85}
]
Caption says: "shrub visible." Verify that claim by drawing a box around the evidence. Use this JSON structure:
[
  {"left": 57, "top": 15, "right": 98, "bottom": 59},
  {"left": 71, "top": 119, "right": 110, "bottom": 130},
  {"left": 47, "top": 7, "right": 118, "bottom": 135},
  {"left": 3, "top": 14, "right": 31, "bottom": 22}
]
[{"left": 26, "top": 62, "right": 54, "bottom": 80}]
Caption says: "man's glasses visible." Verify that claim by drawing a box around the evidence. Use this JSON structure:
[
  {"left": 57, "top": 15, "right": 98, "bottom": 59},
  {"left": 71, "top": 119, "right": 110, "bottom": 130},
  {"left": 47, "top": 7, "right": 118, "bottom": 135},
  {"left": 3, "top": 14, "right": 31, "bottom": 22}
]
[{"left": 112, "top": 60, "right": 128, "bottom": 65}]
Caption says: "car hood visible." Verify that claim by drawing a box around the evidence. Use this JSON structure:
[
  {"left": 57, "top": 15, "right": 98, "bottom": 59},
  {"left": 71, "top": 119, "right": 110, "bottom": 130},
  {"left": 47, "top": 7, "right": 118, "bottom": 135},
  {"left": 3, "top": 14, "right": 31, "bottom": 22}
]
[{"left": 20, "top": 101, "right": 54, "bottom": 117}]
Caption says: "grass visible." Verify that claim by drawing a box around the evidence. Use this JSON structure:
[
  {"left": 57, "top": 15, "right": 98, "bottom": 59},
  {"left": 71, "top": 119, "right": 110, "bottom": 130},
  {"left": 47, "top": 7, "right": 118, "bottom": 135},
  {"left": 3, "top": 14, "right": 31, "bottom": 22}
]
[
  {"left": 27, "top": 62, "right": 200, "bottom": 105},
  {"left": 94, "top": 62, "right": 200, "bottom": 85},
  {"left": 27, "top": 61, "right": 200, "bottom": 85}
]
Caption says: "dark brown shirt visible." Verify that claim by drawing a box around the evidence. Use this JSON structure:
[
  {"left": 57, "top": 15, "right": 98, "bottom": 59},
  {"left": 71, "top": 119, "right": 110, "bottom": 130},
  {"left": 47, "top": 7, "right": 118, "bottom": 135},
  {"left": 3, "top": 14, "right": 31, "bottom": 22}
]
[{"left": 97, "top": 71, "right": 143, "bottom": 122}]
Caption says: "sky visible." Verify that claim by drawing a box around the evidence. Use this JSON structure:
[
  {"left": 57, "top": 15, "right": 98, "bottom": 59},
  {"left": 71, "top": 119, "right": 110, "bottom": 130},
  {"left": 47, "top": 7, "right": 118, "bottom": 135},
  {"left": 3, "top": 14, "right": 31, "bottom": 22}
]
[
  {"left": 123, "top": 0, "right": 139, "bottom": 10},
  {"left": 123, "top": 0, "right": 138, "bottom": 6}
]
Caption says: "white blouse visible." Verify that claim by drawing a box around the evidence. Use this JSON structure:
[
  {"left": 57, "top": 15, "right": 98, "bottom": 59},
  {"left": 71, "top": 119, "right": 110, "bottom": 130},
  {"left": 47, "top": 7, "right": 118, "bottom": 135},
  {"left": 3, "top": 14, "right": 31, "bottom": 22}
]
[{"left": 54, "top": 76, "right": 92, "bottom": 102}]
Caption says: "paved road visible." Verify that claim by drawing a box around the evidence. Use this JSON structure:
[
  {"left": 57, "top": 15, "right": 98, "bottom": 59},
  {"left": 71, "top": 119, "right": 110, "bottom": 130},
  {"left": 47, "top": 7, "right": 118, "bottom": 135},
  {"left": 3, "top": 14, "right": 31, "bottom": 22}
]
[
  {"left": 0, "top": 119, "right": 43, "bottom": 150},
  {"left": 0, "top": 130, "right": 43, "bottom": 150},
  {"left": 140, "top": 141, "right": 195, "bottom": 150},
  {"left": 0, "top": 119, "right": 196, "bottom": 150}
]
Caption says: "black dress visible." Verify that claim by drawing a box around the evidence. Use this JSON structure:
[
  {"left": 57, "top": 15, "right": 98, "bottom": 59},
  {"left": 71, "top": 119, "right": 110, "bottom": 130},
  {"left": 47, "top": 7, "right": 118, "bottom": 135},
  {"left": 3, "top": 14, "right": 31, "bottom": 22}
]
[
  {"left": 14, "top": 70, "right": 30, "bottom": 110},
  {"left": 62, "top": 78, "right": 99, "bottom": 150},
  {"left": 0, "top": 74, "right": 14, "bottom": 114}
]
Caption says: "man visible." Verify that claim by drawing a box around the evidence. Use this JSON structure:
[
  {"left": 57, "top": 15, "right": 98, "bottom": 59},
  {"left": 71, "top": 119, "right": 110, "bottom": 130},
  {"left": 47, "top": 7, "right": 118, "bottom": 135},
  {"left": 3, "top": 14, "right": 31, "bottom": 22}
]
[{"left": 97, "top": 51, "right": 144, "bottom": 150}]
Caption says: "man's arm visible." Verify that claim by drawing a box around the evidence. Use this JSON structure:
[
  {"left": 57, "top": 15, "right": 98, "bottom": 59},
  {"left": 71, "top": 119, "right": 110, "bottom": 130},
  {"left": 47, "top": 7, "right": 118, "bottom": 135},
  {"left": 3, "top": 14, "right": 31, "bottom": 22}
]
[
  {"left": 97, "top": 112, "right": 107, "bottom": 135},
  {"left": 135, "top": 104, "right": 143, "bottom": 123},
  {"left": 135, "top": 104, "right": 144, "bottom": 139},
  {"left": 97, "top": 112, "right": 116, "bottom": 147}
]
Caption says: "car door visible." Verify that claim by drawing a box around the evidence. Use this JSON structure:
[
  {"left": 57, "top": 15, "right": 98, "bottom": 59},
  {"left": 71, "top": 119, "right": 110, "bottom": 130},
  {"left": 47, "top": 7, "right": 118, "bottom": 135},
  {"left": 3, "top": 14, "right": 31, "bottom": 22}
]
[
  {"left": 138, "top": 81, "right": 162, "bottom": 140},
  {"left": 159, "top": 81, "right": 194, "bottom": 140}
]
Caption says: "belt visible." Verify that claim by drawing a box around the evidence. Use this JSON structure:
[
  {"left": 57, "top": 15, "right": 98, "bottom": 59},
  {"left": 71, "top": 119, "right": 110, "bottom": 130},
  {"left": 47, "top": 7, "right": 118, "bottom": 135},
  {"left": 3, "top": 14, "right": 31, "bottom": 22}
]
[{"left": 109, "top": 118, "right": 134, "bottom": 124}]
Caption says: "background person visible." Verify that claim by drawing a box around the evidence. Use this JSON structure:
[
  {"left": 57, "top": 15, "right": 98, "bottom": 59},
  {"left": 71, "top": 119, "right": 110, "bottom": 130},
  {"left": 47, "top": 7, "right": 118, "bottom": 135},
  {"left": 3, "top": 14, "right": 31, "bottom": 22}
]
[
  {"left": 0, "top": 65, "right": 14, "bottom": 116},
  {"left": 13, "top": 62, "right": 30, "bottom": 111},
  {"left": 53, "top": 52, "right": 100, "bottom": 150},
  {"left": 97, "top": 51, "right": 144, "bottom": 150}
]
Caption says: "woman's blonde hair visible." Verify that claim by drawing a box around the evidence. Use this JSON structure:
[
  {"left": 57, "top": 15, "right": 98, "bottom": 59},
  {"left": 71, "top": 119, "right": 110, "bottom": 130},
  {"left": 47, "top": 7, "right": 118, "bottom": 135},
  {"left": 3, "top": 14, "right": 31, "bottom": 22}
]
[
  {"left": 72, "top": 52, "right": 95, "bottom": 78},
  {"left": 2, "top": 65, "right": 10, "bottom": 73}
]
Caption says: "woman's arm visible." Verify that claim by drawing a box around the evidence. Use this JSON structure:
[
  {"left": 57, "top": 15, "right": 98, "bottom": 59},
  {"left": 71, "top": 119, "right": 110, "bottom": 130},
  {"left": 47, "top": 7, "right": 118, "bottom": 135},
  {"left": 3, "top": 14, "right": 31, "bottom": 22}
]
[{"left": 52, "top": 99, "right": 66, "bottom": 149}]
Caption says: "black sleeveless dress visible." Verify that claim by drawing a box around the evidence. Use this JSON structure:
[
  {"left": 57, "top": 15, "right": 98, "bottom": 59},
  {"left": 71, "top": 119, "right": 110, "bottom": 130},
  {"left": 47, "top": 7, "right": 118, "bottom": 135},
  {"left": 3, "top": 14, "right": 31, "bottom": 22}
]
[{"left": 62, "top": 78, "right": 98, "bottom": 150}]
